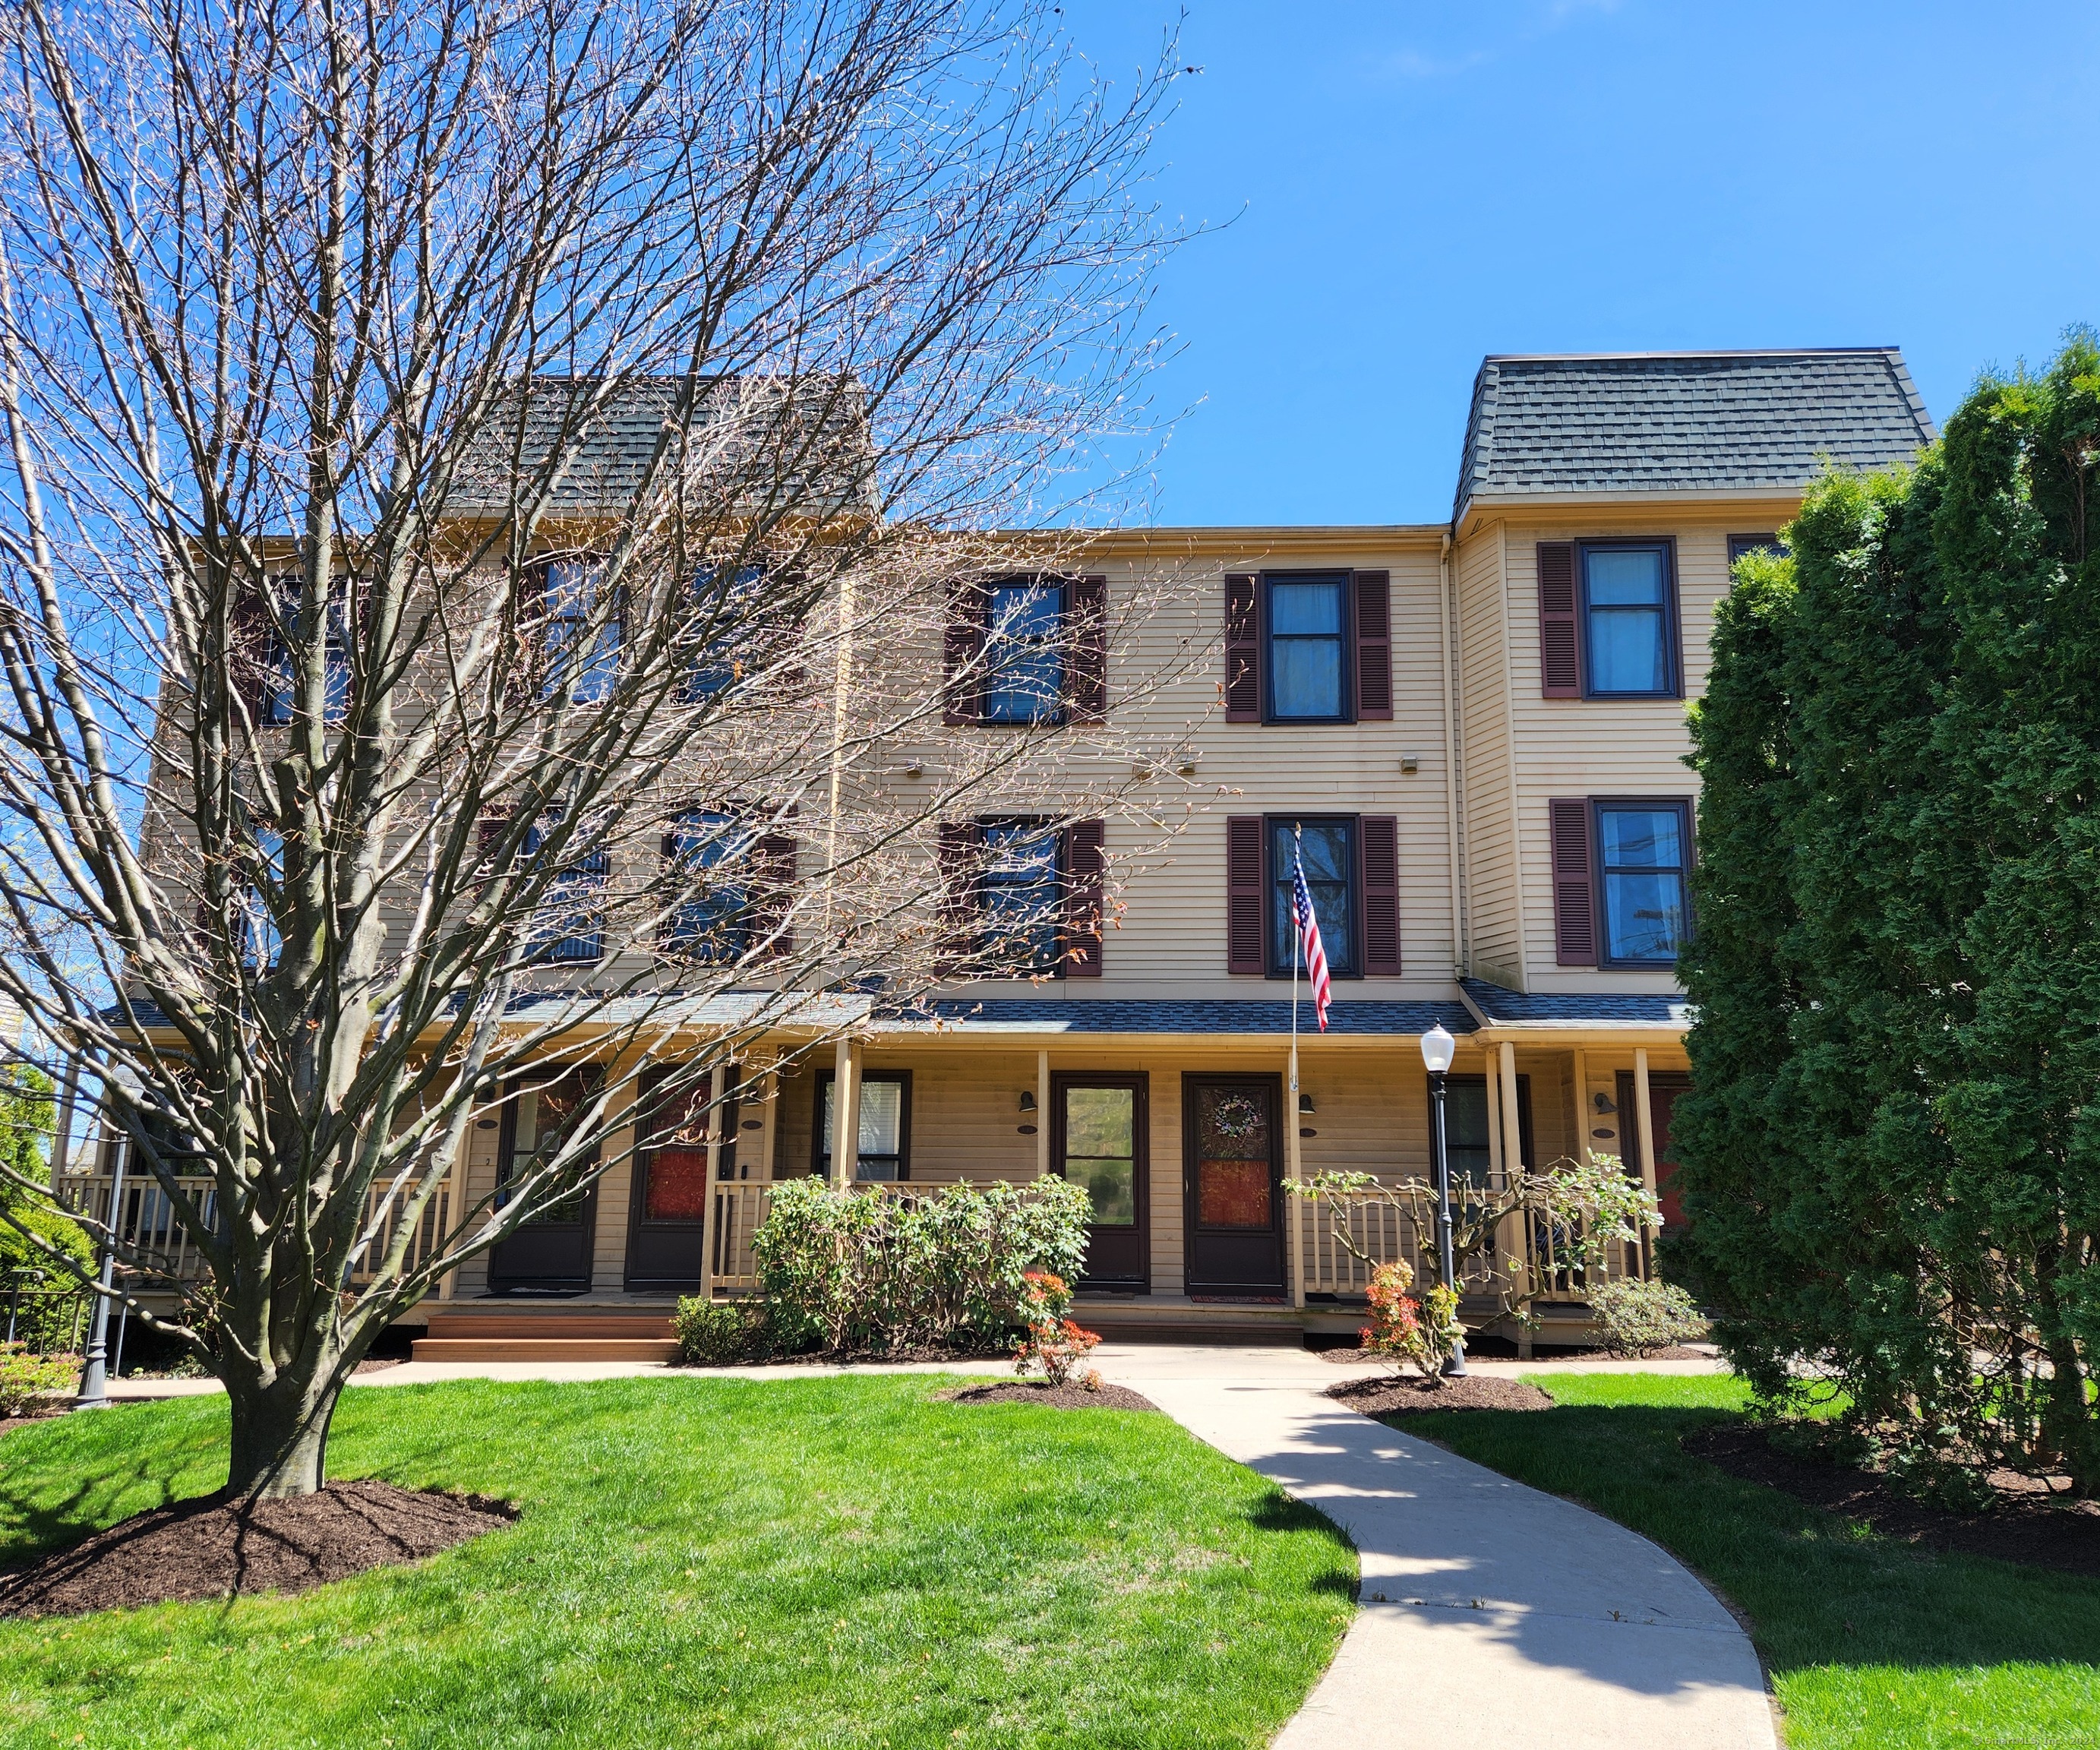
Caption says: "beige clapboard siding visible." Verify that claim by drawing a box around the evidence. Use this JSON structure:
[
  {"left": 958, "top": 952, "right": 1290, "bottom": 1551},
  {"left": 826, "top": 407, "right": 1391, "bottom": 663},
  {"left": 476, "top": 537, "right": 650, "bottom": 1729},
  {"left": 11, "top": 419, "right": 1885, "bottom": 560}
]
[
  {"left": 1494, "top": 513, "right": 1792, "bottom": 993},
  {"left": 1454, "top": 524, "right": 1518, "bottom": 984},
  {"left": 933, "top": 548, "right": 1461, "bottom": 1000}
]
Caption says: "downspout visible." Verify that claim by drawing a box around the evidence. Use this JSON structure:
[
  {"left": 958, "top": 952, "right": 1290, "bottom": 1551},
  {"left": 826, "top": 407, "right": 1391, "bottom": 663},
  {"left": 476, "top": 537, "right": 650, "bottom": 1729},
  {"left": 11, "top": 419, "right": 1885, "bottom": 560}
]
[{"left": 1438, "top": 532, "right": 1467, "bottom": 978}]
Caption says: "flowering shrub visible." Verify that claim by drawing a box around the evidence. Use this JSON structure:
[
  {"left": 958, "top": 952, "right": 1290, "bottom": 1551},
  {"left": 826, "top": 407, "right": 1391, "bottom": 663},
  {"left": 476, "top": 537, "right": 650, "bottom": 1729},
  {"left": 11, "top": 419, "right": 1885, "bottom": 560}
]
[
  {"left": 1012, "top": 1270, "right": 1102, "bottom": 1388},
  {"left": 1586, "top": 1277, "right": 1706, "bottom": 1358},
  {"left": 0, "top": 1344, "right": 77, "bottom": 1417},
  {"left": 752, "top": 1177, "right": 1090, "bottom": 1355},
  {"left": 1360, "top": 1259, "right": 1463, "bottom": 1381}
]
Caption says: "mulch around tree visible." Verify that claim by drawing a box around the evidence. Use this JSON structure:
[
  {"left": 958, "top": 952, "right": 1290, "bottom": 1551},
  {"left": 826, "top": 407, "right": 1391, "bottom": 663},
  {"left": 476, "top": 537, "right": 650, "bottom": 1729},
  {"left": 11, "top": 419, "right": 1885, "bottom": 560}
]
[
  {"left": 939, "top": 1380, "right": 1158, "bottom": 1413},
  {"left": 0, "top": 1479, "right": 517, "bottom": 1619},
  {"left": 1312, "top": 1341, "right": 1716, "bottom": 1365},
  {"left": 1326, "top": 1373, "right": 1554, "bottom": 1415},
  {"left": 1687, "top": 1423, "right": 2100, "bottom": 1578}
]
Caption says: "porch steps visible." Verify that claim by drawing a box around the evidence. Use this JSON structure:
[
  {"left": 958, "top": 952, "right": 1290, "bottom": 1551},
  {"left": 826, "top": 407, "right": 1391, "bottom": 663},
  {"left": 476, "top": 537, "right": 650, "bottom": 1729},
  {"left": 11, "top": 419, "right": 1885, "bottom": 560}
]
[
  {"left": 1072, "top": 1297, "right": 1308, "bottom": 1346},
  {"left": 412, "top": 1307, "right": 677, "bottom": 1364}
]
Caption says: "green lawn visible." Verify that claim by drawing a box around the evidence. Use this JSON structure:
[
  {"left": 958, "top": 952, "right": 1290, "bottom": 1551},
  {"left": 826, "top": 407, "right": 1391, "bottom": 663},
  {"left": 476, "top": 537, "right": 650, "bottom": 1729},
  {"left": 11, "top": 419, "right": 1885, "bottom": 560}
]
[
  {"left": 0, "top": 1376, "right": 1354, "bottom": 1749},
  {"left": 1389, "top": 1372, "right": 2100, "bottom": 1750}
]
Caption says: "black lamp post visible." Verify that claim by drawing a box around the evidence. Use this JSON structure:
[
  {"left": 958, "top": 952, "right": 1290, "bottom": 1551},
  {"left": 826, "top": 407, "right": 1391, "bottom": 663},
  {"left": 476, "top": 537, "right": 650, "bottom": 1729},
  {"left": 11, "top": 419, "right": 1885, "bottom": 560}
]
[
  {"left": 1419, "top": 1022, "right": 1467, "bottom": 1377},
  {"left": 73, "top": 1132, "right": 125, "bottom": 1410}
]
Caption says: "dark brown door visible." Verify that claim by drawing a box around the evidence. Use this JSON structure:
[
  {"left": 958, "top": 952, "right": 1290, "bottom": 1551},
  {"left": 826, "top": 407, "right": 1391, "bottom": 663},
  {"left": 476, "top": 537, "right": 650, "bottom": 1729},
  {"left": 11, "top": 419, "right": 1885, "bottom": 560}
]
[
  {"left": 624, "top": 1069, "right": 736, "bottom": 1291},
  {"left": 1183, "top": 1075, "right": 1285, "bottom": 1297},
  {"left": 1053, "top": 1072, "right": 1148, "bottom": 1290},
  {"left": 1619, "top": 1069, "right": 1693, "bottom": 1236},
  {"left": 488, "top": 1070, "right": 601, "bottom": 1293}
]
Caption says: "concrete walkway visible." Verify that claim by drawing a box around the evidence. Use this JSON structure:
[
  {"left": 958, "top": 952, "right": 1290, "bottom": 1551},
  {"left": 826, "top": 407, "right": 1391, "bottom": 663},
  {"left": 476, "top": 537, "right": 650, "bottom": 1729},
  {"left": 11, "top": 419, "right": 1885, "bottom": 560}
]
[
  {"left": 96, "top": 1343, "right": 1773, "bottom": 1748},
  {"left": 1093, "top": 1345, "right": 1777, "bottom": 1750}
]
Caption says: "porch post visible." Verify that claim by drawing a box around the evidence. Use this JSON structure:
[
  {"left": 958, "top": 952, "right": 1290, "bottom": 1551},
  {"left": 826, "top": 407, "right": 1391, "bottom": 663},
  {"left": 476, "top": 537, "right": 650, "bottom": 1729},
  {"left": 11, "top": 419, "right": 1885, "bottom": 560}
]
[
  {"left": 1498, "top": 1042, "right": 1522, "bottom": 1170},
  {"left": 1482, "top": 1049, "right": 1505, "bottom": 1181},
  {"left": 49, "top": 1055, "right": 79, "bottom": 1192},
  {"left": 698, "top": 1061, "right": 726, "bottom": 1300},
  {"left": 754, "top": 1050, "right": 779, "bottom": 1183},
  {"left": 831, "top": 1036, "right": 860, "bottom": 1188},
  {"left": 1285, "top": 1041, "right": 1305, "bottom": 1309},
  {"left": 1631, "top": 1049, "right": 1655, "bottom": 1194},
  {"left": 1035, "top": 1050, "right": 1051, "bottom": 1178},
  {"left": 1571, "top": 1046, "right": 1591, "bottom": 1167}
]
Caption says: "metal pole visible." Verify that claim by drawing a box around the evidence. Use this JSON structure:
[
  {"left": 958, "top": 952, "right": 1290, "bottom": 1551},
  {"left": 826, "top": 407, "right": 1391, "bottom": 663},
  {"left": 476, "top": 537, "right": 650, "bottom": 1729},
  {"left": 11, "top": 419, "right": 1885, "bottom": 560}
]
[
  {"left": 1428, "top": 1067, "right": 1467, "bottom": 1377},
  {"left": 74, "top": 1131, "right": 126, "bottom": 1409}
]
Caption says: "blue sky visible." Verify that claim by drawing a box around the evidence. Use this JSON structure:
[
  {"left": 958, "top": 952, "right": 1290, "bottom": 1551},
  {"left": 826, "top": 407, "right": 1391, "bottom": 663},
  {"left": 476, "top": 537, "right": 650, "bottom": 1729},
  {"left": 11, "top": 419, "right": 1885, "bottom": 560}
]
[{"left": 1058, "top": 0, "right": 2100, "bottom": 526}]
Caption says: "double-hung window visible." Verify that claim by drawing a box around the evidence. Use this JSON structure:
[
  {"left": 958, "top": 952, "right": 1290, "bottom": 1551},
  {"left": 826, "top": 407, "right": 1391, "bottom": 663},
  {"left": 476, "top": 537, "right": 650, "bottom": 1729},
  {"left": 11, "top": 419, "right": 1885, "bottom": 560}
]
[
  {"left": 238, "top": 826, "right": 285, "bottom": 971},
  {"left": 663, "top": 810, "right": 755, "bottom": 963},
  {"left": 542, "top": 558, "right": 620, "bottom": 706},
  {"left": 1264, "top": 573, "right": 1350, "bottom": 722},
  {"left": 262, "top": 585, "right": 352, "bottom": 725},
  {"left": 1581, "top": 542, "right": 1677, "bottom": 698},
  {"left": 523, "top": 815, "right": 608, "bottom": 964},
  {"left": 686, "top": 563, "right": 769, "bottom": 703},
  {"left": 977, "top": 820, "right": 1063, "bottom": 971},
  {"left": 1595, "top": 801, "right": 1691, "bottom": 967},
  {"left": 983, "top": 583, "right": 1065, "bottom": 723},
  {"left": 816, "top": 1070, "right": 911, "bottom": 1181},
  {"left": 1267, "top": 817, "right": 1356, "bottom": 978},
  {"left": 1727, "top": 532, "right": 1789, "bottom": 566}
]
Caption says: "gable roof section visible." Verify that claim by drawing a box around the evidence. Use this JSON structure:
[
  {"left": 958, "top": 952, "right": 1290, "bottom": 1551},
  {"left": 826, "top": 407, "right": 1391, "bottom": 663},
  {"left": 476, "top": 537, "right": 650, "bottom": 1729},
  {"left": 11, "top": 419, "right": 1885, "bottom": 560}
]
[{"left": 1453, "top": 348, "right": 1937, "bottom": 524}]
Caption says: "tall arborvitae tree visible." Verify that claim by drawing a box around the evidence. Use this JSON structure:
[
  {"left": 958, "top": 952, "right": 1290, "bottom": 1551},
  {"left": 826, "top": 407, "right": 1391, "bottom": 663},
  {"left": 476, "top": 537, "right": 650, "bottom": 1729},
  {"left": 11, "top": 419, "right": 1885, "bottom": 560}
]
[{"left": 1673, "top": 331, "right": 2100, "bottom": 1493}]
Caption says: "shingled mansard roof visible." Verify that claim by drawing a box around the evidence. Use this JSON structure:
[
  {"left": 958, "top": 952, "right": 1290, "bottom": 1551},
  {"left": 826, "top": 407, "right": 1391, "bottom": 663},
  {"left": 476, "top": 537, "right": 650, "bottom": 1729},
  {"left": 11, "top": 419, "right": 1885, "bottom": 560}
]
[
  {"left": 447, "top": 374, "right": 874, "bottom": 516},
  {"left": 1452, "top": 348, "right": 1938, "bottom": 524}
]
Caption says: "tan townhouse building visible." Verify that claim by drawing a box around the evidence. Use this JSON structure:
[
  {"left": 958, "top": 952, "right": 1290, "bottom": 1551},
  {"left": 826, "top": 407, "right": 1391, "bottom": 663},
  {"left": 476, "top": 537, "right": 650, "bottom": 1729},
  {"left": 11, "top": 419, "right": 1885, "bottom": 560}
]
[{"left": 77, "top": 348, "right": 1938, "bottom": 1354}]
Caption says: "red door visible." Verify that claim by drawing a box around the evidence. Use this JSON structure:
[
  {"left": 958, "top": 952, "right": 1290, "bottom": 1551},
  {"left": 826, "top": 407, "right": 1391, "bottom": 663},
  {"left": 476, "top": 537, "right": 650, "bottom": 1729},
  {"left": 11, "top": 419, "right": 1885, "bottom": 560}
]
[{"left": 1646, "top": 1074, "right": 1691, "bottom": 1231}]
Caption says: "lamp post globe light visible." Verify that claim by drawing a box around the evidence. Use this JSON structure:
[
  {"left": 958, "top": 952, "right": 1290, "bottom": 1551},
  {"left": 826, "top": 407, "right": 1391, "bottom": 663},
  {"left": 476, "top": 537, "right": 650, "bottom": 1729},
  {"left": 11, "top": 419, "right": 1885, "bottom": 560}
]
[{"left": 1418, "top": 1022, "right": 1467, "bottom": 1377}]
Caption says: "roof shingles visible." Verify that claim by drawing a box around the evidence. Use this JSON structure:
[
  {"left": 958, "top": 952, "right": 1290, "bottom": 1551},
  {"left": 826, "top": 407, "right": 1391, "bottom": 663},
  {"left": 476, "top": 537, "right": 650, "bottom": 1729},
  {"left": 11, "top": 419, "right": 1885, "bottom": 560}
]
[{"left": 1454, "top": 349, "right": 1937, "bottom": 521}]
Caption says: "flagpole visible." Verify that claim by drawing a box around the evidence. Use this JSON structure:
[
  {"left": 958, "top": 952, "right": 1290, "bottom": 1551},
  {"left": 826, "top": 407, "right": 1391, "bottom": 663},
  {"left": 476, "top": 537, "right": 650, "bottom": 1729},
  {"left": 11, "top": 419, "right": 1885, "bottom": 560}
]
[{"left": 1287, "top": 826, "right": 1306, "bottom": 1311}]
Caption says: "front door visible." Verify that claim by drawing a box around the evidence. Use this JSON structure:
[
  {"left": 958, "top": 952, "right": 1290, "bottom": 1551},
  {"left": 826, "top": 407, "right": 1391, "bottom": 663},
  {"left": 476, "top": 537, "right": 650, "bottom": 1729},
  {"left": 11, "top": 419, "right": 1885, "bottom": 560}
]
[
  {"left": 1183, "top": 1075, "right": 1285, "bottom": 1297},
  {"left": 624, "top": 1069, "right": 737, "bottom": 1291},
  {"left": 1619, "top": 1069, "right": 1693, "bottom": 1238},
  {"left": 488, "top": 1070, "right": 601, "bottom": 1293},
  {"left": 1053, "top": 1073, "right": 1148, "bottom": 1290}
]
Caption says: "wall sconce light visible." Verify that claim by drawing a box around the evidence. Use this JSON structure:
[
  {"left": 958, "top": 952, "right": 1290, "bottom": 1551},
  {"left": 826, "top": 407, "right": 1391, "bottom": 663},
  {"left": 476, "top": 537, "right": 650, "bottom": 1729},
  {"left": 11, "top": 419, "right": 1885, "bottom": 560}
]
[
  {"left": 1018, "top": 1090, "right": 1037, "bottom": 1113},
  {"left": 1593, "top": 1091, "right": 1617, "bottom": 1113},
  {"left": 1298, "top": 1092, "right": 1315, "bottom": 1114}
]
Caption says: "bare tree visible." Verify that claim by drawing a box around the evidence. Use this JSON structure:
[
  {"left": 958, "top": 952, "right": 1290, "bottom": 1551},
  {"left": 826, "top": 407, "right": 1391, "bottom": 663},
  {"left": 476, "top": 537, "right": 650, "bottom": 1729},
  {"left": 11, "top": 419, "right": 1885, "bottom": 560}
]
[{"left": 0, "top": 0, "right": 1201, "bottom": 1496}]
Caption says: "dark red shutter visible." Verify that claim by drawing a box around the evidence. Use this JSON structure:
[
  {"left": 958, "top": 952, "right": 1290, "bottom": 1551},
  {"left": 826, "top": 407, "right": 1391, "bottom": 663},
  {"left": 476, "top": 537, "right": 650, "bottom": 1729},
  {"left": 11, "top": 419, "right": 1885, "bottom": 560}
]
[
  {"left": 1537, "top": 543, "right": 1581, "bottom": 698},
  {"left": 1359, "top": 815, "right": 1401, "bottom": 975},
  {"left": 1065, "top": 575, "right": 1107, "bottom": 722},
  {"left": 229, "top": 582, "right": 276, "bottom": 721},
  {"left": 1227, "top": 816, "right": 1266, "bottom": 975},
  {"left": 1353, "top": 571, "right": 1392, "bottom": 721},
  {"left": 1549, "top": 799, "right": 1598, "bottom": 965},
  {"left": 942, "top": 580, "right": 987, "bottom": 725},
  {"left": 750, "top": 833, "right": 797, "bottom": 958},
  {"left": 1224, "top": 575, "right": 1260, "bottom": 722},
  {"left": 1062, "top": 819, "right": 1105, "bottom": 978},
  {"left": 936, "top": 821, "right": 980, "bottom": 970}
]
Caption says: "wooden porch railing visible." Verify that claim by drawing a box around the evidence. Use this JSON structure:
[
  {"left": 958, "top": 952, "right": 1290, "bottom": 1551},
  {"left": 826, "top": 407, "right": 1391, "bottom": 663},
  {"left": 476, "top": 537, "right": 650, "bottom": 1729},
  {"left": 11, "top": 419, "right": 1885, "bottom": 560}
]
[
  {"left": 1294, "top": 1180, "right": 1650, "bottom": 1310},
  {"left": 54, "top": 1171, "right": 457, "bottom": 1294}
]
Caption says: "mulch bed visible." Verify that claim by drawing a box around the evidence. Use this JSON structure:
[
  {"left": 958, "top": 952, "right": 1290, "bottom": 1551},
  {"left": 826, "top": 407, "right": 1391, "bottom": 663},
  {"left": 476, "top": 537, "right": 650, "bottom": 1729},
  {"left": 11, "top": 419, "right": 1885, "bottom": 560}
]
[
  {"left": 939, "top": 1380, "right": 1158, "bottom": 1413},
  {"left": 0, "top": 1480, "right": 516, "bottom": 1619},
  {"left": 1326, "top": 1373, "right": 1553, "bottom": 1415},
  {"left": 1313, "top": 1342, "right": 1715, "bottom": 1365},
  {"left": 1686, "top": 1423, "right": 2100, "bottom": 1578}
]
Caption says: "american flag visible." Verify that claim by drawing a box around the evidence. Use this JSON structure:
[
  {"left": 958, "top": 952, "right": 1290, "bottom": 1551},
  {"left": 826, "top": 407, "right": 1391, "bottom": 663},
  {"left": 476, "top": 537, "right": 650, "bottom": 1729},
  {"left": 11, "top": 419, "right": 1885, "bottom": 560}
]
[{"left": 1291, "top": 847, "right": 1333, "bottom": 1031}]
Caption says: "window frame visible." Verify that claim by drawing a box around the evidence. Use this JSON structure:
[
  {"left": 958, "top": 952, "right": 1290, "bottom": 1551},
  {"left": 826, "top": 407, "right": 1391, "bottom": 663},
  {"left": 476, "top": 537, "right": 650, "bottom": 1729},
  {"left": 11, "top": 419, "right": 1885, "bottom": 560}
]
[
  {"left": 538, "top": 554, "right": 622, "bottom": 707},
  {"left": 813, "top": 1069, "right": 914, "bottom": 1181},
  {"left": 661, "top": 809, "right": 758, "bottom": 965},
  {"left": 1590, "top": 795, "right": 1694, "bottom": 970},
  {"left": 1261, "top": 570, "right": 1356, "bottom": 725},
  {"left": 1262, "top": 813, "right": 1361, "bottom": 981},
  {"left": 1577, "top": 539, "right": 1682, "bottom": 701},
  {"left": 261, "top": 580, "right": 353, "bottom": 726},
  {"left": 1435, "top": 1072, "right": 1534, "bottom": 1186},
  {"left": 684, "top": 561, "right": 770, "bottom": 703},
  {"left": 974, "top": 815, "right": 1067, "bottom": 975},
  {"left": 524, "top": 813, "right": 609, "bottom": 965},
  {"left": 980, "top": 577, "right": 1069, "bottom": 726},
  {"left": 1727, "top": 532, "right": 1789, "bottom": 566}
]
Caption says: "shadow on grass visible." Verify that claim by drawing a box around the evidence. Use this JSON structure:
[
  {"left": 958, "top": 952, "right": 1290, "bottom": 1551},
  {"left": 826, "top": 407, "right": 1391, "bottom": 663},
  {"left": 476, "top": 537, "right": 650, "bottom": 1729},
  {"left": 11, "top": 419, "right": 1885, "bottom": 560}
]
[
  {"left": 1245, "top": 1486, "right": 1359, "bottom": 1599},
  {"left": 1389, "top": 1401, "right": 2100, "bottom": 1676}
]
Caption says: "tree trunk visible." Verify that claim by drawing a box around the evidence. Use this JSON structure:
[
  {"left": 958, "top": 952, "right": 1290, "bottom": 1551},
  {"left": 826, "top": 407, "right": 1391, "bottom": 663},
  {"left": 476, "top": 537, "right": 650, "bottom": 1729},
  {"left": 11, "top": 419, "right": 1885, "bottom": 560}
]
[{"left": 223, "top": 1360, "right": 344, "bottom": 1501}]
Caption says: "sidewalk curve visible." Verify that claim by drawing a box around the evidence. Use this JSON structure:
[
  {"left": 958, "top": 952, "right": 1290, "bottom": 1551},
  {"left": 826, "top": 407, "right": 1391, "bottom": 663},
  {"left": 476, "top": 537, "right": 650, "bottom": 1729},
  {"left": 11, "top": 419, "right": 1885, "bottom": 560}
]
[{"left": 1094, "top": 1346, "right": 1779, "bottom": 1750}]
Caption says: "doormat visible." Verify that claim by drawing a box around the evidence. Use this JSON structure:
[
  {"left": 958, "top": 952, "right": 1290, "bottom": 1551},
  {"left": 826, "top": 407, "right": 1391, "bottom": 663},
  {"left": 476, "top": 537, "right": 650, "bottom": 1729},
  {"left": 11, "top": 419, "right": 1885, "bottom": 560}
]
[{"left": 1188, "top": 1295, "right": 1287, "bottom": 1306}]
